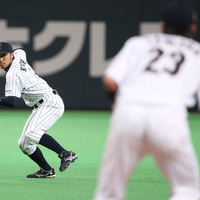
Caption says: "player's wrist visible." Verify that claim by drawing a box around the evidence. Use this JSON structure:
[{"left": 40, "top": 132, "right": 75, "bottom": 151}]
[{"left": 0, "top": 96, "right": 19, "bottom": 107}]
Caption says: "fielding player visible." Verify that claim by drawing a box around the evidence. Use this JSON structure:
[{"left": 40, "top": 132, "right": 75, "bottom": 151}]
[
  {"left": 94, "top": 0, "right": 200, "bottom": 199},
  {"left": 0, "top": 43, "right": 77, "bottom": 178}
]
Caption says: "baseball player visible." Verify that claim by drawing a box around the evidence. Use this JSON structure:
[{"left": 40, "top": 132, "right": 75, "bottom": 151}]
[
  {"left": 94, "top": 0, "right": 200, "bottom": 200},
  {"left": 0, "top": 43, "right": 77, "bottom": 178}
]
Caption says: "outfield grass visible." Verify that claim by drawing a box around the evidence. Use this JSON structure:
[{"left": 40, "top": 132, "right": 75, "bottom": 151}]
[{"left": 0, "top": 110, "right": 199, "bottom": 200}]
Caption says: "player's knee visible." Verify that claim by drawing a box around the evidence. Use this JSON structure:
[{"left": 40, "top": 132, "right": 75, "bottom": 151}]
[
  {"left": 18, "top": 138, "right": 22, "bottom": 149},
  {"left": 18, "top": 139, "right": 28, "bottom": 155}
]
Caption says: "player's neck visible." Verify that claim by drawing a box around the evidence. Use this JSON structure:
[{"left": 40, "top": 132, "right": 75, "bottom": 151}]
[{"left": 5, "top": 63, "right": 12, "bottom": 72}]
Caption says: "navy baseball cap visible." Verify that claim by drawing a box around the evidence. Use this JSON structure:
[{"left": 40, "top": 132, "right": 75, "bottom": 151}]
[
  {"left": 0, "top": 42, "right": 13, "bottom": 54},
  {"left": 162, "top": 0, "right": 197, "bottom": 30}
]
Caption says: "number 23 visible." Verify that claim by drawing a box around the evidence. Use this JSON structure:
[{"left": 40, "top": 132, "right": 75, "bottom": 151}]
[{"left": 145, "top": 48, "right": 185, "bottom": 75}]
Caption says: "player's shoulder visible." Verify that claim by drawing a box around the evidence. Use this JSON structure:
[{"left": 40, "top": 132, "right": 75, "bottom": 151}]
[
  {"left": 148, "top": 33, "right": 200, "bottom": 49},
  {"left": 120, "top": 35, "right": 147, "bottom": 53},
  {"left": 124, "top": 34, "right": 146, "bottom": 46},
  {"left": 165, "top": 33, "right": 200, "bottom": 46},
  {"left": 164, "top": 33, "right": 200, "bottom": 54},
  {"left": 13, "top": 48, "right": 27, "bottom": 62},
  {"left": 123, "top": 34, "right": 162, "bottom": 49},
  {"left": 120, "top": 34, "right": 159, "bottom": 55}
]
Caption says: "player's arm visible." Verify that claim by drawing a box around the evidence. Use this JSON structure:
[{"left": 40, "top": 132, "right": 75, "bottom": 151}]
[
  {"left": 103, "top": 76, "right": 118, "bottom": 105},
  {"left": 102, "top": 39, "right": 133, "bottom": 105},
  {"left": 0, "top": 96, "right": 19, "bottom": 107}
]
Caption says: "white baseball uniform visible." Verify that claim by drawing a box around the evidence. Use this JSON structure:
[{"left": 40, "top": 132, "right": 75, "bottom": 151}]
[
  {"left": 94, "top": 33, "right": 200, "bottom": 200},
  {"left": 5, "top": 49, "right": 64, "bottom": 155},
  {"left": 13, "top": 48, "right": 27, "bottom": 62}
]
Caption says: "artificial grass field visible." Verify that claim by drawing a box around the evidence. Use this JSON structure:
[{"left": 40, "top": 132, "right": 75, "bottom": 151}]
[{"left": 0, "top": 110, "right": 199, "bottom": 200}]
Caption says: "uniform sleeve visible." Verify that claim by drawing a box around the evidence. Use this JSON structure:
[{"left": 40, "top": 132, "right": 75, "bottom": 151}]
[
  {"left": 104, "top": 38, "right": 136, "bottom": 85},
  {"left": 5, "top": 70, "right": 23, "bottom": 98}
]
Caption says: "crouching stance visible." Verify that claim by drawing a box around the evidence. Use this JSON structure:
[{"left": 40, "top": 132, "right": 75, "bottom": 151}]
[{"left": 0, "top": 42, "right": 77, "bottom": 178}]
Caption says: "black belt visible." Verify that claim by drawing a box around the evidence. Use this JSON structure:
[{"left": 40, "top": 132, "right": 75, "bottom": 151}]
[{"left": 33, "top": 90, "right": 58, "bottom": 109}]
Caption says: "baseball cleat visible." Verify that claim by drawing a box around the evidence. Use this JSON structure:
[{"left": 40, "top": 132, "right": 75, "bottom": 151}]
[
  {"left": 26, "top": 167, "right": 56, "bottom": 178},
  {"left": 58, "top": 151, "right": 78, "bottom": 172}
]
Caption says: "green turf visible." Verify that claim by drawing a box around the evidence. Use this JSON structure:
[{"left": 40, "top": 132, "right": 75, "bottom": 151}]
[{"left": 0, "top": 110, "right": 199, "bottom": 200}]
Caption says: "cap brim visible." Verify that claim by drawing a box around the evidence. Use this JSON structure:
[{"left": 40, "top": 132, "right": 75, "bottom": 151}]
[{"left": 0, "top": 50, "right": 10, "bottom": 54}]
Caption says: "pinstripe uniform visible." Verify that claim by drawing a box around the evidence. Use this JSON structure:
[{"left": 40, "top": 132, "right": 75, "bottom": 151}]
[
  {"left": 0, "top": 43, "right": 77, "bottom": 178},
  {"left": 13, "top": 48, "right": 27, "bottom": 62},
  {"left": 6, "top": 49, "right": 64, "bottom": 155}
]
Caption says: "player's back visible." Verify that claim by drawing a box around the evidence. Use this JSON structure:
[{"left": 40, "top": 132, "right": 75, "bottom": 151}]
[
  {"left": 108, "top": 33, "right": 200, "bottom": 109},
  {"left": 8, "top": 57, "right": 49, "bottom": 91}
]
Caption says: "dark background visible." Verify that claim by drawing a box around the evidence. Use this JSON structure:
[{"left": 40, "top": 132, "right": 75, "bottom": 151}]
[{"left": 0, "top": 0, "right": 199, "bottom": 110}]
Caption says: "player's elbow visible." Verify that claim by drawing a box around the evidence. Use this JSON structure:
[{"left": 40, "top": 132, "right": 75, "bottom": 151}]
[
  {"left": 103, "top": 76, "right": 118, "bottom": 93},
  {"left": 102, "top": 76, "right": 118, "bottom": 104},
  {"left": 3, "top": 96, "right": 19, "bottom": 108},
  {"left": 8, "top": 103, "right": 16, "bottom": 108}
]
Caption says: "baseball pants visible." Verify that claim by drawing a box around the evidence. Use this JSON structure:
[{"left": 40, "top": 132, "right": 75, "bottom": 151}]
[
  {"left": 18, "top": 93, "right": 64, "bottom": 155},
  {"left": 94, "top": 104, "right": 200, "bottom": 200}
]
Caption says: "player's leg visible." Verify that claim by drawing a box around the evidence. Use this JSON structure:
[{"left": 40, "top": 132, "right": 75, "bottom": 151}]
[
  {"left": 27, "top": 146, "right": 56, "bottom": 178},
  {"left": 18, "top": 110, "right": 56, "bottom": 177},
  {"left": 18, "top": 95, "right": 77, "bottom": 177},
  {"left": 153, "top": 143, "right": 200, "bottom": 200},
  {"left": 39, "top": 133, "right": 77, "bottom": 171},
  {"left": 35, "top": 95, "right": 77, "bottom": 171},
  {"left": 148, "top": 109, "right": 200, "bottom": 200},
  {"left": 18, "top": 102, "right": 64, "bottom": 155},
  {"left": 94, "top": 105, "right": 149, "bottom": 200}
]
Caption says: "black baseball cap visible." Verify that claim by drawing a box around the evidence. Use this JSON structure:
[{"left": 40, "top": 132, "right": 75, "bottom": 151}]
[
  {"left": 162, "top": 0, "right": 197, "bottom": 30},
  {"left": 0, "top": 42, "right": 13, "bottom": 54}
]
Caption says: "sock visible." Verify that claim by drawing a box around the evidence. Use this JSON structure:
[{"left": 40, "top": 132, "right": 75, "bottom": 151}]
[
  {"left": 29, "top": 147, "right": 51, "bottom": 171},
  {"left": 39, "top": 133, "right": 68, "bottom": 155}
]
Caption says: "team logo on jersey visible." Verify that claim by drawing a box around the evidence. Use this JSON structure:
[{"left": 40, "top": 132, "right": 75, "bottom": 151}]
[{"left": 5, "top": 89, "right": 12, "bottom": 93}]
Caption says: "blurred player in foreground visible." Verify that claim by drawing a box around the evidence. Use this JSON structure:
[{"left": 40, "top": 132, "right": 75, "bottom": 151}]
[
  {"left": 94, "top": 0, "right": 200, "bottom": 199},
  {"left": 0, "top": 44, "right": 77, "bottom": 178}
]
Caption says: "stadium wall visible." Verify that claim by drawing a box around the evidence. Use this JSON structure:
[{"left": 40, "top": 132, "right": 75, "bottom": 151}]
[{"left": 0, "top": 0, "right": 199, "bottom": 110}]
